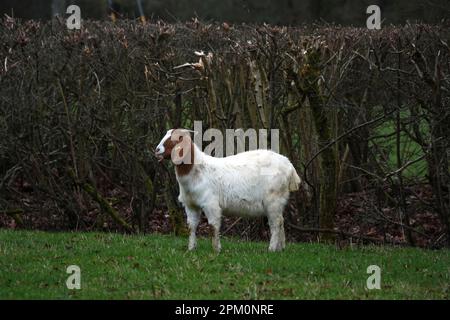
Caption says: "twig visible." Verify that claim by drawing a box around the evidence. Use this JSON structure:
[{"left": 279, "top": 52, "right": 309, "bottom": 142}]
[
  {"left": 223, "top": 217, "right": 242, "bottom": 235},
  {"left": 287, "top": 222, "right": 406, "bottom": 246},
  {"left": 383, "top": 154, "right": 427, "bottom": 181}
]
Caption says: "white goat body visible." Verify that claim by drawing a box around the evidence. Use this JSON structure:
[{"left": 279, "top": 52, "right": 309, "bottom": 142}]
[
  {"left": 177, "top": 146, "right": 299, "bottom": 215},
  {"left": 155, "top": 130, "right": 301, "bottom": 252}
]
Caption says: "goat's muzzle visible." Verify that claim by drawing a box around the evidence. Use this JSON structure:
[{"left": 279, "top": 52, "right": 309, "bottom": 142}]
[{"left": 154, "top": 149, "right": 164, "bottom": 163}]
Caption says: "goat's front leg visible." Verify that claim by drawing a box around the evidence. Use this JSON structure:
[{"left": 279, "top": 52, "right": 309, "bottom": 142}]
[
  {"left": 203, "top": 206, "right": 222, "bottom": 253},
  {"left": 279, "top": 217, "right": 286, "bottom": 250},
  {"left": 186, "top": 207, "right": 201, "bottom": 251},
  {"left": 212, "top": 219, "right": 222, "bottom": 253}
]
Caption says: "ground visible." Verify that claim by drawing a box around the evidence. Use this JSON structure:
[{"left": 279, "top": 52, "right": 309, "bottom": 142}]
[{"left": 0, "top": 229, "right": 449, "bottom": 299}]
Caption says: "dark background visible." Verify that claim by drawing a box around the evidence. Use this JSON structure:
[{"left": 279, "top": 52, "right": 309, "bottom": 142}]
[{"left": 0, "top": 0, "right": 449, "bottom": 25}]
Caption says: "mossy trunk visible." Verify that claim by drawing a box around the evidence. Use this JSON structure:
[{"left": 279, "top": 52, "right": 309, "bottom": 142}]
[
  {"left": 1, "top": 209, "right": 24, "bottom": 226},
  {"left": 308, "top": 94, "right": 337, "bottom": 242},
  {"left": 293, "top": 47, "right": 337, "bottom": 242},
  {"left": 68, "top": 168, "right": 134, "bottom": 232}
]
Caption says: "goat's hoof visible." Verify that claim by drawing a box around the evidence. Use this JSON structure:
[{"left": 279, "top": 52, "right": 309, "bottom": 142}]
[{"left": 268, "top": 246, "right": 283, "bottom": 252}]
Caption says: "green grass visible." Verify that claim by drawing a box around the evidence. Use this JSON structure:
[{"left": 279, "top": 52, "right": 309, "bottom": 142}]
[{"left": 0, "top": 229, "right": 449, "bottom": 299}]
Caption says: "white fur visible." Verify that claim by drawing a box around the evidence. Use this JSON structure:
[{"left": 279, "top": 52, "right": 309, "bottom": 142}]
[
  {"left": 155, "top": 129, "right": 173, "bottom": 155},
  {"left": 159, "top": 131, "right": 301, "bottom": 252}
]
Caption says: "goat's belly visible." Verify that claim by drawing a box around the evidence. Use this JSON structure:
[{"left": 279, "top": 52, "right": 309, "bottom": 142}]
[{"left": 222, "top": 200, "right": 265, "bottom": 217}]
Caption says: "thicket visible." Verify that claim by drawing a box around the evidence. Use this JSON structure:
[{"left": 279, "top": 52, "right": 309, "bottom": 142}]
[{"left": 0, "top": 17, "right": 449, "bottom": 247}]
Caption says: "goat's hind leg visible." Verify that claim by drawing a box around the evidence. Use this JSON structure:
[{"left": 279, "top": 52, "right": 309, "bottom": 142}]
[
  {"left": 266, "top": 201, "right": 286, "bottom": 252},
  {"left": 186, "top": 207, "right": 201, "bottom": 251}
]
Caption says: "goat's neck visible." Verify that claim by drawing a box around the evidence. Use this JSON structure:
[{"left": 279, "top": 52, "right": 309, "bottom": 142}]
[{"left": 175, "top": 141, "right": 202, "bottom": 177}]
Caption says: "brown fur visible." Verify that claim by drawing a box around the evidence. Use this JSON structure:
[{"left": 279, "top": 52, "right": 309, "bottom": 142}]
[{"left": 160, "top": 130, "right": 194, "bottom": 176}]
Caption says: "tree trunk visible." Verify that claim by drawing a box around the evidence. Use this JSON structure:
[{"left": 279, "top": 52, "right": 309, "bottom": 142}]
[
  {"left": 308, "top": 95, "right": 337, "bottom": 241},
  {"left": 51, "top": 0, "right": 66, "bottom": 17},
  {"left": 294, "top": 47, "right": 337, "bottom": 241}
]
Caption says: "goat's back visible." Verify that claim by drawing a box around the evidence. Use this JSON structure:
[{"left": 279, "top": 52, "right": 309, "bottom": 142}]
[{"left": 198, "top": 149, "right": 299, "bottom": 215}]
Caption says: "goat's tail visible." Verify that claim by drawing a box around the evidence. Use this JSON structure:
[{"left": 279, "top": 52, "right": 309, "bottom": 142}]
[{"left": 288, "top": 167, "right": 302, "bottom": 192}]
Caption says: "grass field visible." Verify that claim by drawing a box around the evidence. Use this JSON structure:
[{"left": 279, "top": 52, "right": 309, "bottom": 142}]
[{"left": 0, "top": 229, "right": 449, "bottom": 299}]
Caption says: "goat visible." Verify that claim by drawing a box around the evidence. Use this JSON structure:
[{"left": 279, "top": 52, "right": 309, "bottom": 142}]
[{"left": 155, "top": 128, "right": 302, "bottom": 252}]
